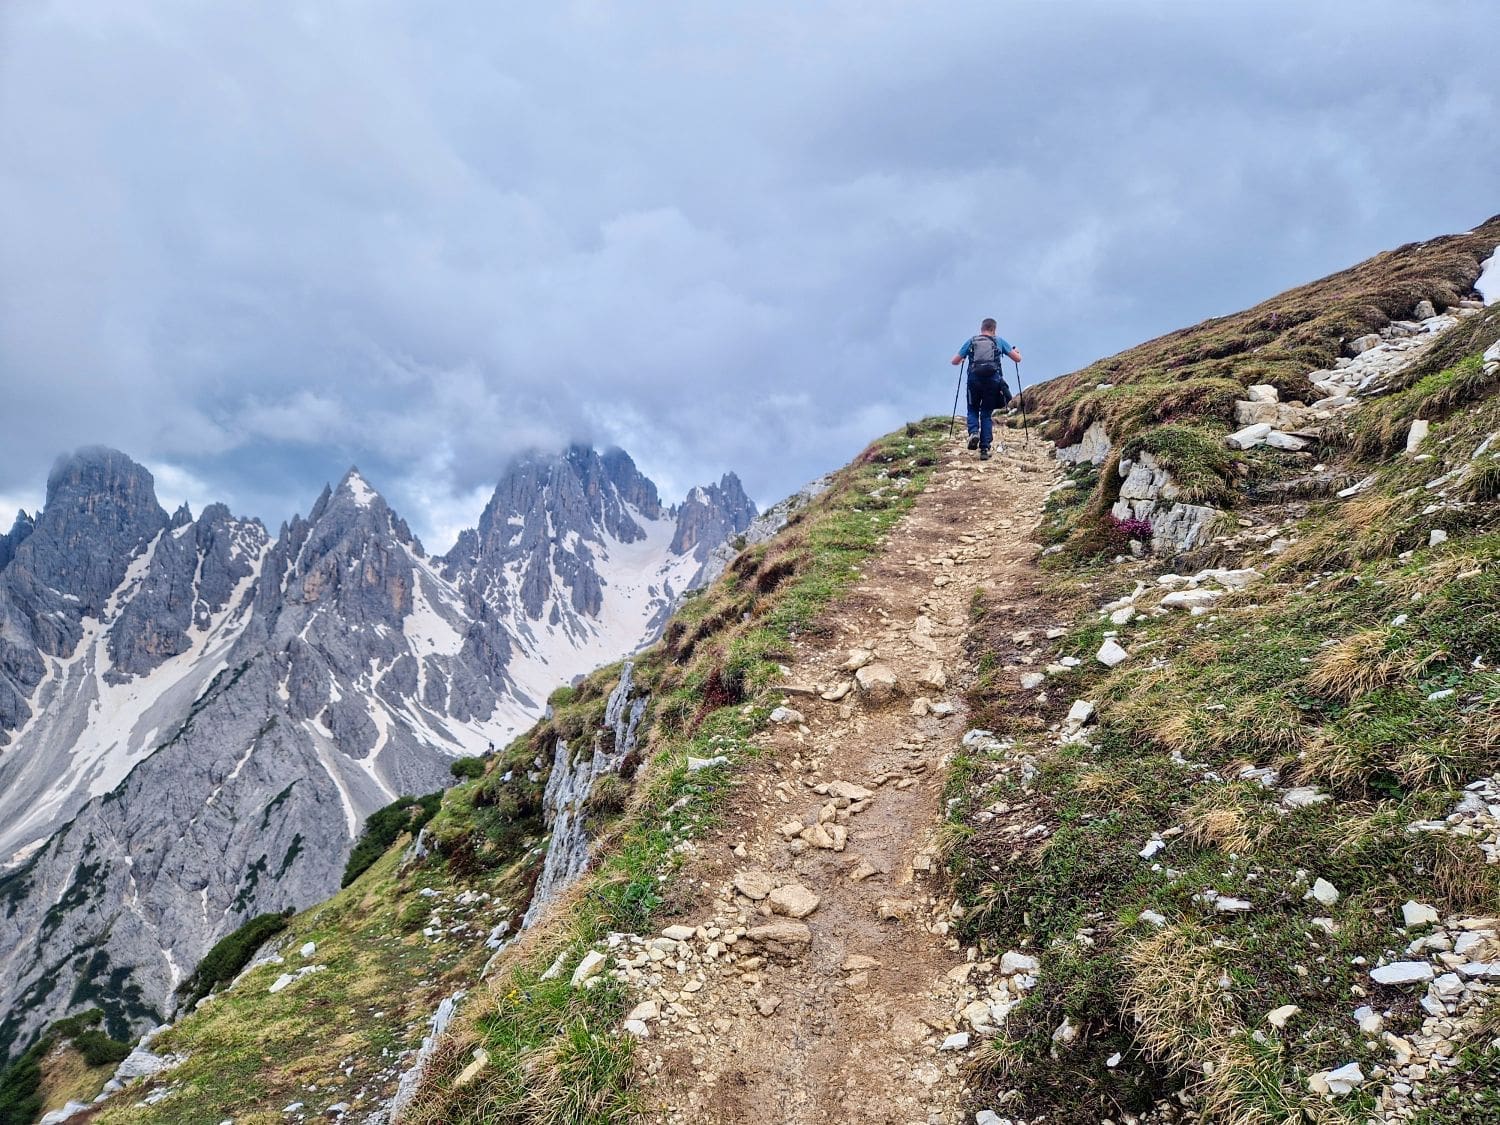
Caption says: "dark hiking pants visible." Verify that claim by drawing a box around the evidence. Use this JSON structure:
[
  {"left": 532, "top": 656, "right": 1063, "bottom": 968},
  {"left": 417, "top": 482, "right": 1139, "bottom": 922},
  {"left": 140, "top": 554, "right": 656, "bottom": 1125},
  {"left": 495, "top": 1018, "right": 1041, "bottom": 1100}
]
[{"left": 966, "top": 370, "right": 1010, "bottom": 451}]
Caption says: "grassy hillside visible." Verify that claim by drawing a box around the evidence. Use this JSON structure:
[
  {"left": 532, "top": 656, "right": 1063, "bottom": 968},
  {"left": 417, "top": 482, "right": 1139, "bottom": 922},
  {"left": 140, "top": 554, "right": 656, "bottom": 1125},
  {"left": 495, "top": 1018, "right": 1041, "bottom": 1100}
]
[
  {"left": 951, "top": 223, "right": 1500, "bottom": 1122},
  {"left": 1025, "top": 214, "right": 1500, "bottom": 558}
]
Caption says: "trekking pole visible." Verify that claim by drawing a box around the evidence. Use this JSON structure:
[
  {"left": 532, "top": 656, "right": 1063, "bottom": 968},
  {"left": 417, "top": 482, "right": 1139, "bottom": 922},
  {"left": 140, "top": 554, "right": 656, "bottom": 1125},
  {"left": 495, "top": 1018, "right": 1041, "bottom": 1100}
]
[
  {"left": 1014, "top": 357, "right": 1030, "bottom": 444},
  {"left": 948, "top": 358, "right": 967, "bottom": 438}
]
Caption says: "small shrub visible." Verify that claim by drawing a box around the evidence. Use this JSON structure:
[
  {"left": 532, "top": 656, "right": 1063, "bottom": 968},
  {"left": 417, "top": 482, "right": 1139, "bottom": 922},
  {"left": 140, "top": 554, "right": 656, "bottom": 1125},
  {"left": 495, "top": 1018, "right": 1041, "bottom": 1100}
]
[
  {"left": 754, "top": 557, "right": 797, "bottom": 594},
  {"left": 449, "top": 756, "right": 486, "bottom": 781},
  {"left": 0, "top": 1045, "right": 44, "bottom": 1123},
  {"left": 585, "top": 774, "right": 630, "bottom": 818},
  {"left": 1070, "top": 512, "right": 1153, "bottom": 559},
  {"left": 177, "top": 910, "right": 291, "bottom": 1007},
  {"left": 73, "top": 1027, "right": 130, "bottom": 1067},
  {"left": 398, "top": 898, "right": 430, "bottom": 933},
  {"left": 341, "top": 792, "right": 443, "bottom": 888},
  {"left": 47, "top": 1009, "right": 104, "bottom": 1040}
]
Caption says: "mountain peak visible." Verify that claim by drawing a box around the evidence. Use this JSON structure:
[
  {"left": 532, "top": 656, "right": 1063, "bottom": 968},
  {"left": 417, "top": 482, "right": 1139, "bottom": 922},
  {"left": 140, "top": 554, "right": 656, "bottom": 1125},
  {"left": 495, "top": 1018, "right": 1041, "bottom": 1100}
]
[
  {"left": 46, "top": 445, "right": 158, "bottom": 505},
  {"left": 26, "top": 447, "right": 169, "bottom": 614},
  {"left": 334, "top": 467, "right": 380, "bottom": 509},
  {"left": 671, "top": 471, "right": 757, "bottom": 560},
  {"left": 0, "top": 510, "right": 36, "bottom": 572}
]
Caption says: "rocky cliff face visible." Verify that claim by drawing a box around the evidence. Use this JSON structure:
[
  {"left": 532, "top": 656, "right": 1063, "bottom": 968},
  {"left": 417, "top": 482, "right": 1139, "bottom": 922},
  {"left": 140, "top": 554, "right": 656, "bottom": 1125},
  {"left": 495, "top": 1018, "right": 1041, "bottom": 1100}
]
[
  {"left": 521, "top": 661, "right": 649, "bottom": 929},
  {"left": 0, "top": 450, "right": 172, "bottom": 741},
  {"left": 0, "top": 510, "right": 34, "bottom": 573},
  {"left": 443, "top": 446, "right": 756, "bottom": 703},
  {"left": 670, "top": 475, "right": 757, "bottom": 560},
  {"left": 0, "top": 446, "right": 754, "bottom": 1059}
]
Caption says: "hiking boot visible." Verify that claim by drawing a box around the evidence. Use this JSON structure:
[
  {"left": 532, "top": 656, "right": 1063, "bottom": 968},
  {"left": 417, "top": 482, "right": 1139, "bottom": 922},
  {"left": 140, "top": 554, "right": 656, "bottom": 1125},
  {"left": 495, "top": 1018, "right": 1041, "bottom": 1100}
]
[
  {"left": 966, "top": 433, "right": 980, "bottom": 450},
  {"left": 979, "top": 448, "right": 991, "bottom": 461}
]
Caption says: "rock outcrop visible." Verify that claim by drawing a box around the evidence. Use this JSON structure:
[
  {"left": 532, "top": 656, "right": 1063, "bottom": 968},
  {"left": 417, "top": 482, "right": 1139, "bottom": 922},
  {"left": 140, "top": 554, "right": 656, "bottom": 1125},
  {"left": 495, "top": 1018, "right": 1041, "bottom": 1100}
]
[
  {"left": 522, "top": 661, "right": 649, "bottom": 927},
  {"left": 1110, "top": 451, "right": 1223, "bottom": 554},
  {"left": 1055, "top": 420, "right": 1111, "bottom": 466}
]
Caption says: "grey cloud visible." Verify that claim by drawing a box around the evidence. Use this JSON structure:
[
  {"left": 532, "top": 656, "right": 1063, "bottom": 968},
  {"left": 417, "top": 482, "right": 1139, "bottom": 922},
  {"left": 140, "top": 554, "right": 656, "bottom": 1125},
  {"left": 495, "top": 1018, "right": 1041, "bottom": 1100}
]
[{"left": 2, "top": 0, "right": 1496, "bottom": 550}]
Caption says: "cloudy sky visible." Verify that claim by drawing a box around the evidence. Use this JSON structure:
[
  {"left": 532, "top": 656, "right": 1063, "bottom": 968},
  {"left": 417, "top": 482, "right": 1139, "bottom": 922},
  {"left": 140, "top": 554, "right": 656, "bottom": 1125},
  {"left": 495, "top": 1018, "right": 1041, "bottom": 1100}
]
[{"left": 2, "top": 1, "right": 1497, "bottom": 550}]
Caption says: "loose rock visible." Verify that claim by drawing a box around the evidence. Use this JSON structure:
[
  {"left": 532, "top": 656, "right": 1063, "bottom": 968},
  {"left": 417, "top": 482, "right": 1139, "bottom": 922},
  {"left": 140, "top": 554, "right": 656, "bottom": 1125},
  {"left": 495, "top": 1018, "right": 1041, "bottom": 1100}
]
[
  {"left": 732, "top": 871, "right": 775, "bottom": 901},
  {"left": 768, "top": 883, "right": 821, "bottom": 919}
]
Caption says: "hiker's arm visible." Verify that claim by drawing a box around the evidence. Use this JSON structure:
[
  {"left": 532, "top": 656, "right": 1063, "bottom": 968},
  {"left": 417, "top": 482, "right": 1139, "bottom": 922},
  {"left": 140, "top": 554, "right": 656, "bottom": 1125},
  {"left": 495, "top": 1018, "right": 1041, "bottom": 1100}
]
[
  {"left": 1005, "top": 348, "right": 1022, "bottom": 363},
  {"left": 950, "top": 354, "right": 964, "bottom": 366}
]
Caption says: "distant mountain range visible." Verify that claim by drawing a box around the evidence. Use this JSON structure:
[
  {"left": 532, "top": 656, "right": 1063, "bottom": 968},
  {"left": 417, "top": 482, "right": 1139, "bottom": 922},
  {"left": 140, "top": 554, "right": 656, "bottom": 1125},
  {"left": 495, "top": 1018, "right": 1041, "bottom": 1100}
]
[{"left": 0, "top": 445, "right": 753, "bottom": 1056}]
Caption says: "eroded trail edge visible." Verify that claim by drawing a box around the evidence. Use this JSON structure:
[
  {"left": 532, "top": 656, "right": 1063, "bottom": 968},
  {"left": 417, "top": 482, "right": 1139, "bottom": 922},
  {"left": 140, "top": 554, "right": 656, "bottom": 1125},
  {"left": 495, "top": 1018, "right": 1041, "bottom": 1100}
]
[{"left": 628, "top": 436, "right": 1057, "bottom": 1124}]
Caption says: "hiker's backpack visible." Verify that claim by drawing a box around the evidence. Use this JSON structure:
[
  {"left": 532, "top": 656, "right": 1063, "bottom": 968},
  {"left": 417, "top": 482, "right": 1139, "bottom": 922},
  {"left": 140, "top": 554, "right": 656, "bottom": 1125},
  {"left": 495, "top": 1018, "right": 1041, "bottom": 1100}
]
[{"left": 969, "top": 335, "right": 1002, "bottom": 376}]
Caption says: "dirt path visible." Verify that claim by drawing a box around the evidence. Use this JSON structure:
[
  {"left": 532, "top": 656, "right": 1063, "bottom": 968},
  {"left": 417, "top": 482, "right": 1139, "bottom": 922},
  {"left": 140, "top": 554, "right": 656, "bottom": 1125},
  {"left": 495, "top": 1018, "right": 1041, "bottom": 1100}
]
[{"left": 630, "top": 433, "right": 1058, "bottom": 1124}]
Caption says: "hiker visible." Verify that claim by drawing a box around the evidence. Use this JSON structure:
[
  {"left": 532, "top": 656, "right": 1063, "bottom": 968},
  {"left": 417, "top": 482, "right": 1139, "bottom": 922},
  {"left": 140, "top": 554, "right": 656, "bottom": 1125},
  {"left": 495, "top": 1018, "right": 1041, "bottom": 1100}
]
[{"left": 951, "top": 319, "right": 1022, "bottom": 460}]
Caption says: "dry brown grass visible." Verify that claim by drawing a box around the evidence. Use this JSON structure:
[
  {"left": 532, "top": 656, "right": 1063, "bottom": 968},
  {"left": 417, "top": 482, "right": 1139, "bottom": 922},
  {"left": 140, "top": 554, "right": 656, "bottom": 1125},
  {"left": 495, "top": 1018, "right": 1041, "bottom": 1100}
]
[
  {"left": 1182, "top": 787, "right": 1277, "bottom": 854},
  {"left": 1294, "top": 731, "right": 1370, "bottom": 791},
  {"left": 1184, "top": 806, "right": 1257, "bottom": 853},
  {"left": 1075, "top": 768, "right": 1144, "bottom": 812},
  {"left": 1413, "top": 835, "right": 1500, "bottom": 914},
  {"left": 969, "top": 1036, "right": 1027, "bottom": 1086},
  {"left": 1391, "top": 548, "right": 1491, "bottom": 598},
  {"left": 1196, "top": 1032, "right": 1351, "bottom": 1125},
  {"left": 1459, "top": 705, "right": 1500, "bottom": 761},
  {"left": 1270, "top": 494, "right": 1406, "bottom": 576},
  {"left": 1123, "top": 925, "right": 1236, "bottom": 1062},
  {"left": 1393, "top": 739, "right": 1469, "bottom": 792},
  {"left": 36, "top": 1042, "right": 117, "bottom": 1116},
  {"left": 1303, "top": 628, "right": 1397, "bottom": 701}
]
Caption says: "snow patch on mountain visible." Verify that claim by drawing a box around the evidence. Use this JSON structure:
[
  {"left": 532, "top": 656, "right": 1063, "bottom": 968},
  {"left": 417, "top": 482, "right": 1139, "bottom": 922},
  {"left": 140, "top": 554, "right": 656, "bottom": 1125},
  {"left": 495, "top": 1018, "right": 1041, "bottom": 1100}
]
[
  {"left": 0, "top": 522, "right": 269, "bottom": 866},
  {"left": 1478, "top": 245, "right": 1500, "bottom": 305},
  {"left": 503, "top": 503, "right": 701, "bottom": 706}
]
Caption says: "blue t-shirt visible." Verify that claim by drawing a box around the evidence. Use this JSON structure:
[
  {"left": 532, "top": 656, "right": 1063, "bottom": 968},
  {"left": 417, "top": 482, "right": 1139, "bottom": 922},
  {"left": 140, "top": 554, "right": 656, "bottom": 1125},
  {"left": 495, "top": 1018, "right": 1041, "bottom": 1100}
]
[{"left": 957, "top": 334, "right": 1014, "bottom": 361}]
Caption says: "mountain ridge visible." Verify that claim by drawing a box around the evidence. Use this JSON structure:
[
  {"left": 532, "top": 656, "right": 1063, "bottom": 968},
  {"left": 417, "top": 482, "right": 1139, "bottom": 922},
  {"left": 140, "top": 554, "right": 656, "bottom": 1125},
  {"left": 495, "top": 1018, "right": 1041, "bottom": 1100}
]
[{"left": 0, "top": 442, "right": 754, "bottom": 1063}]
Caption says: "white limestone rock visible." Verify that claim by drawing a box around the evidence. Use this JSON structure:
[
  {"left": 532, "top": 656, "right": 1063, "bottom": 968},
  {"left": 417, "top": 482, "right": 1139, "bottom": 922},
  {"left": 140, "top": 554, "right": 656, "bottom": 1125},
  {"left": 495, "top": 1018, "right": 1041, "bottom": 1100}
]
[
  {"left": 1000, "top": 951, "right": 1041, "bottom": 975},
  {"left": 1307, "top": 878, "right": 1340, "bottom": 906},
  {"left": 1401, "top": 901, "right": 1439, "bottom": 928},
  {"left": 854, "top": 662, "right": 900, "bottom": 703},
  {"left": 1405, "top": 418, "right": 1431, "bottom": 454},
  {"left": 570, "top": 950, "right": 607, "bottom": 987},
  {"left": 1369, "top": 961, "right": 1434, "bottom": 986},
  {"left": 1226, "top": 423, "right": 1274, "bottom": 450},
  {"left": 1063, "top": 699, "right": 1096, "bottom": 729},
  {"left": 1055, "top": 420, "right": 1112, "bottom": 466},
  {"left": 1267, "top": 1004, "right": 1300, "bottom": 1029},
  {"left": 1264, "top": 430, "right": 1310, "bottom": 451},
  {"left": 1161, "top": 588, "right": 1222, "bottom": 611},
  {"left": 1096, "top": 639, "right": 1129, "bottom": 668}
]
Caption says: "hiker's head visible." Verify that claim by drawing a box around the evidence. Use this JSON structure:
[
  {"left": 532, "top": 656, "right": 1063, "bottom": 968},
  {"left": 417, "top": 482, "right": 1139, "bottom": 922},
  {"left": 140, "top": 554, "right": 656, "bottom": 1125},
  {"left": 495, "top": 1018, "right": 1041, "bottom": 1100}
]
[{"left": 980, "top": 318, "right": 997, "bottom": 334}]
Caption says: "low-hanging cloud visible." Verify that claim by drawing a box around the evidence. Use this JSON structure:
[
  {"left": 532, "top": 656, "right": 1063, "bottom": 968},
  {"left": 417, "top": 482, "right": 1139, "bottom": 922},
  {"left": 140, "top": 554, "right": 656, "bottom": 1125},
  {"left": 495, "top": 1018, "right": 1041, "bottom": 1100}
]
[{"left": 1, "top": 0, "right": 1496, "bottom": 550}]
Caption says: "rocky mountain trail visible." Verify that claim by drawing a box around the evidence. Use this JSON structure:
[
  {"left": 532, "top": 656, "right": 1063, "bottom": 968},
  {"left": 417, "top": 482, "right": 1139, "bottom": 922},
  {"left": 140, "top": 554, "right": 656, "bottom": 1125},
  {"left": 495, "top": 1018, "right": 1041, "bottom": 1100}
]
[{"left": 596, "top": 434, "right": 1059, "bottom": 1124}]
